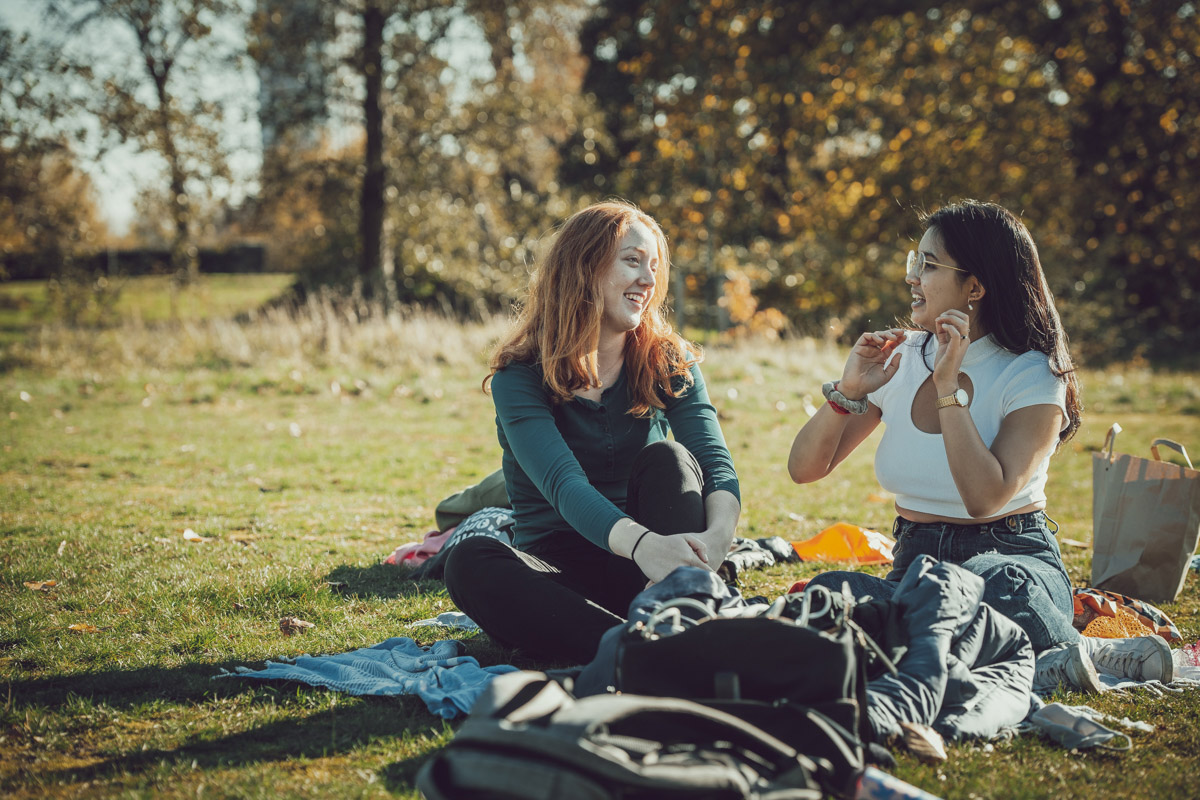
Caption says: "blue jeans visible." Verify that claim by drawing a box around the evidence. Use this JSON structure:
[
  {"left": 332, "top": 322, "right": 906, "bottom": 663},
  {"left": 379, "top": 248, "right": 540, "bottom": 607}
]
[{"left": 807, "top": 511, "right": 1079, "bottom": 653}]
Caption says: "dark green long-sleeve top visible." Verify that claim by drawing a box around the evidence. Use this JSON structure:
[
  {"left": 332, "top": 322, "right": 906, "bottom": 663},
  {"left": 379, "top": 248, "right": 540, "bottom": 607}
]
[{"left": 490, "top": 359, "right": 740, "bottom": 553}]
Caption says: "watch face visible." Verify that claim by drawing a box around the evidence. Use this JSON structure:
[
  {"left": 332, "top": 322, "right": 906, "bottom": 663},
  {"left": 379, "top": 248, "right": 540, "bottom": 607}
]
[{"left": 955, "top": 389, "right": 969, "bottom": 406}]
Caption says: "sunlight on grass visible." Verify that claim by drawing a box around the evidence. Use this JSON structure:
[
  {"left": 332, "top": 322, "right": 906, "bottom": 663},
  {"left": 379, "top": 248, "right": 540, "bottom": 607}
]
[{"left": 1, "top": 276, "right": 1198, "bottom": 799}]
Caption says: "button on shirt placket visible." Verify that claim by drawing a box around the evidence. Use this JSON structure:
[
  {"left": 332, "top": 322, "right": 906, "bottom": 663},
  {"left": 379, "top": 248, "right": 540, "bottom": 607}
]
[{"left": 599, "top": 402, "right": 615, "bottom": 475}]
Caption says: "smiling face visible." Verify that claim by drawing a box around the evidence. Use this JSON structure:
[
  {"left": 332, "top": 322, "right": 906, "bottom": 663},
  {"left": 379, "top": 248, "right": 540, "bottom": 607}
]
[
  {"left": 599, "top": 220, "right": 659, "bottom": 337},
  {"left": 907, "top": 227, "right": 975, "bottom": 330}
]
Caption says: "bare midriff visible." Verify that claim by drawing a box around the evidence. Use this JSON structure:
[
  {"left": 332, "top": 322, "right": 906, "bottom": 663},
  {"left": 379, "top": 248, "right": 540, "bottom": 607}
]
[{"left": 895, "top": 501, "right": 1045, "bottom": 525}]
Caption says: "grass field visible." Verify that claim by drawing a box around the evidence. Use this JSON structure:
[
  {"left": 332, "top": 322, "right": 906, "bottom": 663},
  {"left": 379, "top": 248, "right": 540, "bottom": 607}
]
[{"left": 2, "top": 277, "right": 1199, "bottom": 798}]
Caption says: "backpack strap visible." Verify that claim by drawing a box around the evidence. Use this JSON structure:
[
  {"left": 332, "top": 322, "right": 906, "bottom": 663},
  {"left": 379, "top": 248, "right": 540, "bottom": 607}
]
[{"left": 419, "top": 671, "right": 826, "bottom": 799}]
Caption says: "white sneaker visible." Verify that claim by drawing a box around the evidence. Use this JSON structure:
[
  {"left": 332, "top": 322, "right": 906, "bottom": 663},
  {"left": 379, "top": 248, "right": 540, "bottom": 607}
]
[
  {"left": 1082, "top": 635, "right": 1174, "bottom": 683},
  {"left": 1033, "top": 642, "right": 1103, "bottom": 694}
]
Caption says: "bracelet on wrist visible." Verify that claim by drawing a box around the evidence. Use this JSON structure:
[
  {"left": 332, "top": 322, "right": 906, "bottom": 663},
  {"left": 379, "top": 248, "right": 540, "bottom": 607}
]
[
  {"left": 821, "top": 381, "right": 869, "bottom": 415},
  {"left": 826, "top": 398, "right": 851, "bottom": 415},
  {"left": 630, "top": 529, "right": 652, "bottom": 562}
]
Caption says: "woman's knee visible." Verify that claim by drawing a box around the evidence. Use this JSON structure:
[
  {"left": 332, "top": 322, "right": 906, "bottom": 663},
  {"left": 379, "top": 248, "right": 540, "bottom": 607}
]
[
  {"left": 626, "top": 441, "right": 706, "bottom": 533},
  {"left": 631, "top": 440, "right": 701, "bottom": 483},
  {"left": 982, "top": 559, "right": 1072, "bottom": 614}
]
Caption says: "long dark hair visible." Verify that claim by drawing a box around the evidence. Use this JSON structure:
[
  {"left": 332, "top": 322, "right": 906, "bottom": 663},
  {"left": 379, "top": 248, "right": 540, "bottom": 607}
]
[{"left": 918, "top": 200, "right": 1081, "bottom": 443}]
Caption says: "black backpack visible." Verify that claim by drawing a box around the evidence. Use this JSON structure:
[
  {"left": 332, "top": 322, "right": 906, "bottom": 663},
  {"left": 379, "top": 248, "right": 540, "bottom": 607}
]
[
  {"left": 568, "top": 581, "right": 894, "bottom": 786},
  {"left": 416, "top": 670, "right": 832, "bottom": 800}
]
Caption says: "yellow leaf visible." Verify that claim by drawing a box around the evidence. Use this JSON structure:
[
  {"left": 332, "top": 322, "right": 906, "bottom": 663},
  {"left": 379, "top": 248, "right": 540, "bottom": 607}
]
[
  {"left": 68, "top": 623, "right": 100, "bottom": 633},
  {"left": 183, "top": 529, "right": 210, "bottom": 543},
  {"left": 24, "top": 580, "right": 57, "bottom": 591}
]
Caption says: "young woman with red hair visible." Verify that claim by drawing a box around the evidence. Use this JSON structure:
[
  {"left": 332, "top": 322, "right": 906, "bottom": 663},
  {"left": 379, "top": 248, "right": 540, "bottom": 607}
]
[{"left": 444, "top": 200, "right": 741, "bottom": 664}]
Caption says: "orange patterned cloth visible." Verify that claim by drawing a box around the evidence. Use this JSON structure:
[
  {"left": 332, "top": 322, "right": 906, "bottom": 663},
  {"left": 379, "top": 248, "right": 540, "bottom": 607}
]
[{"left": 1073, "top": 587, "right": 1181, "bottom": 642}]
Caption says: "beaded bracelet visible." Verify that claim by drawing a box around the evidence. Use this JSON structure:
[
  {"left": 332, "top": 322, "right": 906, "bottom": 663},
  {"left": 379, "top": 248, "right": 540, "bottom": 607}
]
[{"left": 821, "top": 381, "right": 869, "bottom": 415}]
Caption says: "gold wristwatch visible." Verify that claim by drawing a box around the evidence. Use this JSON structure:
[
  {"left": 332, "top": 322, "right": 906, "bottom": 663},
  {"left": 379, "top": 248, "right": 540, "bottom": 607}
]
[{"left": 936, "top": 388, "right": 969, "bottom": 410}]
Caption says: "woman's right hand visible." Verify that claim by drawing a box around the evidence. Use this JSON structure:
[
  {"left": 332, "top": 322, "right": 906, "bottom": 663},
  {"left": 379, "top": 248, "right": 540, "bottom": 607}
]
[
  {"left": 631, "top": 531, "right": 711, "bottom": 583},
  {"left": 838, "top": 328, "right": 906, "bottom": 400}
]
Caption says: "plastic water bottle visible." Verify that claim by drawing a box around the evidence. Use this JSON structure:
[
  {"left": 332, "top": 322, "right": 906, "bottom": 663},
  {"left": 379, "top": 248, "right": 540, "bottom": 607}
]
[
  {"left": 1171, "top": 639, "right": 1200, "bottom": 676},
  {"left": 854, "top": 766, "right": 944, "bottom": 799}
]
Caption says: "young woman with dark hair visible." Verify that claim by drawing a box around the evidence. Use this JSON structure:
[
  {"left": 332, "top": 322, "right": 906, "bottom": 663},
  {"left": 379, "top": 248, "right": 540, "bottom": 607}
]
[
  {"left": 787, "top": 200, "right": 1171, "bottom": 693},
  {"left": 444, "top": 200, "right": 741, "bottom": 664}
]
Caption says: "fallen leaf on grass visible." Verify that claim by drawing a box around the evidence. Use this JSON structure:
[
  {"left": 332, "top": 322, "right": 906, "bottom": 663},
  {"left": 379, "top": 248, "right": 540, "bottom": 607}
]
[
  {"left": 279, "top": 616, "right": 315, "bottom": 635},
  {"left": 866, "top": 493, "right": 892, "bottom": 503},
  {"left": 183, "top": 528, "right": 211, "bottom": 543},
  {"left": 232, "top": 602, "right": 247, "bottom": 610},
  {"left": 24, "top": 580, "right": 57, "bottom": 591},
  {"left": 1060, "top": 538, "right": 1089, "bottom": 548},
  {"left": 900, "top": 721, "right": 948, "bottom": 763},
  {"left": 68, "top": 623, "right": 100, "bottom": 633}
]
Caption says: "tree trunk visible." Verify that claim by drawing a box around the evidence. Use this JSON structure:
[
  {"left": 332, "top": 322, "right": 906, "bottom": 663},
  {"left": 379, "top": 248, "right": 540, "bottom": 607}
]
[
  {"left": 360, "top": 0, "right": 385, "bottom": 300},
  {"left": 150, "top": 58, "right": 196, "bottom": 286}
]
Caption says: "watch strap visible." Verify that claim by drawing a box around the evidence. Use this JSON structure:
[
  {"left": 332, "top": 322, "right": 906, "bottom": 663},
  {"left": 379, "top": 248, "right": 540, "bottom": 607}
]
[{"left": 935, "top": 390, "right": 967, "bottom": 409}]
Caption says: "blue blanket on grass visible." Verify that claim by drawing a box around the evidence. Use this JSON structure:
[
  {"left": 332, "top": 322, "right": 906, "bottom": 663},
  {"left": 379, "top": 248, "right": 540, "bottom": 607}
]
[{"left": 216, "top": 637, "right": 518, "bottom": 719}]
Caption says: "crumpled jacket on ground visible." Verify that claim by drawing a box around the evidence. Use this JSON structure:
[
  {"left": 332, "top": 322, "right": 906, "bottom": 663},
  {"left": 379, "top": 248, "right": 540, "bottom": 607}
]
[
  {"left": 576, "top": 555, "right": 1036, "bottom": 744},
  {"left": 865, "top": 554, "right": 1036, "bottom": 741}
]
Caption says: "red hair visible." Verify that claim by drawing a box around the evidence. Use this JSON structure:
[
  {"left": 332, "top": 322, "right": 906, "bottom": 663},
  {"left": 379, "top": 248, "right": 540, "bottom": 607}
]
[{"left": 485, "top": 200, "right": 699, "bottom": 417}]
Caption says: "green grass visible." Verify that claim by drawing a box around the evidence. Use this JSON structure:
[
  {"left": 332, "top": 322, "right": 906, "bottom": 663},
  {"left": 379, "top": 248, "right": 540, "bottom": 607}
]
[
  {"left": 1, "top": 279, "right": 1199, "bottom": 798},
  {"left": 0, "top": 275, "right": 294, "bottom": 347}
]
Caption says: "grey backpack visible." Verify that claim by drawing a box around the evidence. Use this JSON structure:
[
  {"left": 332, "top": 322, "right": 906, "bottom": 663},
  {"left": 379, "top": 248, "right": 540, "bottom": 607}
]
[{"left": 416, "top": 670, "right": 829, "bottom": 800}]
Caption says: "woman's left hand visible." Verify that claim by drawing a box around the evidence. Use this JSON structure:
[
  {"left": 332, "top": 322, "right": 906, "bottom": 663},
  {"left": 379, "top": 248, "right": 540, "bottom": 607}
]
[
  {"left": 933, "top": 309, "right": 970, "bottom": 387},
  {"left": 692, "top": 526, "right": 735, "bottom": 568}
]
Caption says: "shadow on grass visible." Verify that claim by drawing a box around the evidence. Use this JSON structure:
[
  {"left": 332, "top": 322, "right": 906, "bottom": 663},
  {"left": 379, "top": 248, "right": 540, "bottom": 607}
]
[
  {"left": 34, "top": 694, "right": 454, "bottom": 792},
  {"left": 326, "top": 562, "right": 442, "bottom": 600},
  {"left": 6, "top": 630, "right": 547, "bottom": 713},
  {"left": 381, "top": 749, "right": 437, "bottom": 794},
  {"left": 6, "top": 660, "right": 273, "bottom": 711}
]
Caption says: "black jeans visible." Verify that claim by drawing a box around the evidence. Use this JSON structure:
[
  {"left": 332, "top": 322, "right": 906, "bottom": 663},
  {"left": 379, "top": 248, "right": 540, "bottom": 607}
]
[{"left": 443, "top": 440, "right": 707, "bottom": 664}]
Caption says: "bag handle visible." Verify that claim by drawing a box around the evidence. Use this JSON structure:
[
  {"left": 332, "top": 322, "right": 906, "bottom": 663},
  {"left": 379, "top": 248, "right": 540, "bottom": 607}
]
[
  {"left": 1151, "top": 438, "right": 1194, "bottom": 469},
  {"left": 1102, "top": 423, "right": 1122, "bottom": 463}
]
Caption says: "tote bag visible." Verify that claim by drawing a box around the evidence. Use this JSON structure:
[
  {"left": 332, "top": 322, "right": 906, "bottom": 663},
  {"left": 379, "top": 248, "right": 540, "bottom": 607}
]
[{"left": 1092, "top": 423, "right": 1200, "bottom": 603}]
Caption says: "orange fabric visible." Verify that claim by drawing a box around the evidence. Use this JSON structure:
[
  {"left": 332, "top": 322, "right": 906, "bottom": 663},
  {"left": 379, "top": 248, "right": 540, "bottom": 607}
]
[
  {"left": 791, "top": 523, "right": 895, "bottom": 565},
  {"left": 1072, "top": 587, "right": 1181, "bottom": 642},
  {"left": 1081, "top": 606, "right": 1154, "bottom": 639}
]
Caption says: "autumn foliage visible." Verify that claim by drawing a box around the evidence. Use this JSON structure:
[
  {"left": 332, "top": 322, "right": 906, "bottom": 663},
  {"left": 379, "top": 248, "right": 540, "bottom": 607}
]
[{"left": 569, "top": 0, "right": 1200, "bottom": 363}]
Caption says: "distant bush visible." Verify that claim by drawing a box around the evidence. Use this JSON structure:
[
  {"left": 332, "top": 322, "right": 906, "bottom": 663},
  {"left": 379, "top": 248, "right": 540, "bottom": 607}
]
[{"left": 1, "top": 244, "right": 268, "bottom": 280}]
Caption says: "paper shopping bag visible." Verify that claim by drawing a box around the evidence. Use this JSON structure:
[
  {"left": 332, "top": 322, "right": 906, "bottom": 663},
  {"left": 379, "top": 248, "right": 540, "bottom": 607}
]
[{"left": 1091, "top": 423, "right": 1200, "bottom": 603}]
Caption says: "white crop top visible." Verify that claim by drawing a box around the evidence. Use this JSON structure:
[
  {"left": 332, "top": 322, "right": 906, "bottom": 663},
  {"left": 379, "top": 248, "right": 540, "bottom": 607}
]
[{"left": 868, "top": 334, "right": 1068, "bottom": 519}]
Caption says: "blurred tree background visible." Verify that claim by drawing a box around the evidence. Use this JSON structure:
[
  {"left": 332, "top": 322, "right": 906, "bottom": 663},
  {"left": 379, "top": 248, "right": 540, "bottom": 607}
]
[{"left": 2, "top": 0, "right": 1197, "bottom": 363}]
